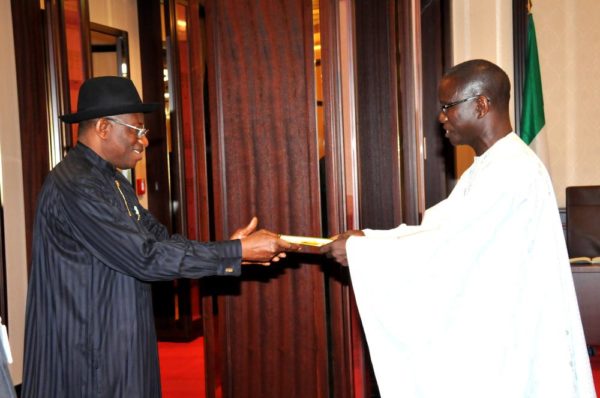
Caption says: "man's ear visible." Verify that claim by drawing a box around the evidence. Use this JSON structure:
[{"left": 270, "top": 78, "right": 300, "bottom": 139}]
[
  {"left": 476, "top": 96, "right": 490, "bottom": 119},
  {"left": 95, "top": 118, "right": 110, "bottom": 140}
]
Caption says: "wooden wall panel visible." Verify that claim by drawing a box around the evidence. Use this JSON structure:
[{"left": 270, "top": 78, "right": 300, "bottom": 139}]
[
  {"left": 63, "top": 0, "right": 91, "bottom": 145},
  {"left": 175, "top": 2, "right": 197, "bottom": 240},
  {"left": 140, "top": 0, "right": 208, "bottom": 342},
  {"left": 202, "top": 0, "right": 328, "bottom": 397},
  {"left": 11, "top": 0, "right": 51, "bottom": 271},
  {"left": 354, "top": 0, "right": 403, "bottom": 229},
  {"left": 421, "top": 0, "right": 454, "bottom": 208},
  {"left": 138, "top": 0, "right": 172, "bottom": 231},
  {"left": 512, "top": 0, "right": 528, "bottom": 137},
  {"left": 396, "top": 0, "right": 424, "bottom": 225},
  {"left": 318, "top": 0, "right": 356, "bottom": 395}
]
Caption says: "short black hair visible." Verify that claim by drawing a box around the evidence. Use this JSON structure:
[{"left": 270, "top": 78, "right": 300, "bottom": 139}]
[{"left": 444, "top": 59, "right": 511, "bottom": 110}]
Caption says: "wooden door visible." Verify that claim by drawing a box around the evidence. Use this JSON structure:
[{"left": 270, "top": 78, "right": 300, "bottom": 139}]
[
  {"left": 197, "top": 0, "right": 435, "bottom": 396},
  {"left": 200, "top": 1, "right": 329, "bottom": 397}
]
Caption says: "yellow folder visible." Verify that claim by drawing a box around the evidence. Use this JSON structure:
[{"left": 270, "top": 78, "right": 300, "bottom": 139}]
[{"left": 279, "top": 235, "right": 332, "bottom": 247}]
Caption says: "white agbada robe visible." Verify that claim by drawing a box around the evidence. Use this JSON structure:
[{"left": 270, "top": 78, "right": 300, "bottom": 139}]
[{"left": 347, "top": 133, "right": 596, "bottom": 397}]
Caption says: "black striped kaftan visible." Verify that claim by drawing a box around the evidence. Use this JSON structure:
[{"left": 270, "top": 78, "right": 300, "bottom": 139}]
[{"left": 22, "top": 143, "right": 241, "bottom": 398}]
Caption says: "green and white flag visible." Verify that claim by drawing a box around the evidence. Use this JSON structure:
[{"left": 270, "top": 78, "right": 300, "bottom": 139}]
[{"left": 520, "top": 4, "right": 550, "bottom": 170}]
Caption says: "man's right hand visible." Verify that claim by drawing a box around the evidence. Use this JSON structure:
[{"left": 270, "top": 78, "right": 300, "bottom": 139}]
[
  {"left": 240, "top": 229, "right": 300, "bottom": 266},
  {"left": 320, "top": 230, "right": 365, "bottom": 267}
]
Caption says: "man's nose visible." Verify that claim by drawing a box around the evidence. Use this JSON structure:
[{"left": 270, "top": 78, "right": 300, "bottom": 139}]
[{"left": 438, "top": 110, "right": 448, "bottom": 124}]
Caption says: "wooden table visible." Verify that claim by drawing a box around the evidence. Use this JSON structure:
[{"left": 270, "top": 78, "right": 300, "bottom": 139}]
[{"left": 572, "top": 265, "right": 600, "bottom": 346}]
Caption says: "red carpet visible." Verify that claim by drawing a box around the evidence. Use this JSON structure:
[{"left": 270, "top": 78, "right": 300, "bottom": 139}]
[
  {"left": 159, "top": 338, "right": 600, "bottom": 397},
  {"left": 591, "top": 354, "right": 600, "bottom": 396},
  {"left": 158, "top": 337, "right": 205, "bottom": 398}
]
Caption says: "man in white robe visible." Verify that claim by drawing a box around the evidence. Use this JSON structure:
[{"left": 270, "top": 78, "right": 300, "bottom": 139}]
[{"left": 322, "top": 59, "right": 596, "bottom": 397}]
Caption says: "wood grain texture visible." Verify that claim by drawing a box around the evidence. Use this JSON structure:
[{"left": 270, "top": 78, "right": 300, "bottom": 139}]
[
  {"left": 138, "top": 0, "right": 172, "bottom": 231},
  {"left": 11, "top": 0, "right": 51, "bottom": 271},
  {"left": 202, "top": 1, "right": 328, "bottom": 396},
  {"left": 354, "top": 0, "right": 403, "bottom": 230},
  {"left": 421, "top": 0, "right": 454, "bottom": 209}
]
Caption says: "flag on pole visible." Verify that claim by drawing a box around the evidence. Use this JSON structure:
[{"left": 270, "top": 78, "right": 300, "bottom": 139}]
[{"left": 520, "top": 1, "right": 550, "bottom": 168}]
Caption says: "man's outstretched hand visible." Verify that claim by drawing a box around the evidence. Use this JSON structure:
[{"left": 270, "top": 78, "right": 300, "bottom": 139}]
[
  {"left": 233, "top": 217, "right": 301, "bottom": 266},
  {"left": 230, "top": 217, "right": 259, "bottom": 240},
  {"left": 319, "top": 230, "right": 365, "bottom": 266}
]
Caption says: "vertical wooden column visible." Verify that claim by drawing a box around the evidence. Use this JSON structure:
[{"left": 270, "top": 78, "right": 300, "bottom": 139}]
[
  {"left": 63, "top": 0, "right": 91, "bottom": 145},
  {"left": 354, "top": 0, "right": 404, "bottom": 230},
  {"left": 11, "top": 0, "right": 94, "bottom": 272},
  {"left": 201, "top": 0, "right": 328, "bottom": 396},
  {"left": 421, "top": 0, "right": 455, "bottom": 209},
  {"left": 512, "top": 0, "right": 528, "bottom": 137},
  {"left": 138, "top": 0, "right": 172, "bottom": 231},
  {"left": 319, "top": 0, "right": 370, "bottom": 396},
  {"left": 11, "top": 0, "right": 50, "bottom": 271},
  {"left": 139, "top": 0, "right": 207, "bottom": 342},
  {"left": 396, "top": 0, "right": 425, "bottom": 224}
]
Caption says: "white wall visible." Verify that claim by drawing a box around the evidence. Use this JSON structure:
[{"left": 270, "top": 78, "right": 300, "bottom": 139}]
[
  {"left": 451, "top": 0, "right": 514, "bottom": 123},
  {"left": 534, "top": 0, "right": 600, "bottom": 206},
  {"left": 0, "top": 1, "right": 29, "bottom": 386},
  {"left": 450, "top": 0, "right": 514, "bottom": 177},
  {"left": 451, "top": 0, "right": 600, "bottom": 206}
]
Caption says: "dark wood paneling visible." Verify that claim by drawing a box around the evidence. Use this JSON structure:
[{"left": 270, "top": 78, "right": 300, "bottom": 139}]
[
  {"left": 319, "top": 0, "right": 345, "bottom": 237},
  {"left": 396, "top": 0, "right": 423, "bottom": 225},
  {"left": 139, "top": 0, "right": 184, "bottom": 341},
  {"left": 513, "top": 0, "right": 528, "bottom": 136},
  {"left": 164, "top": 0, "right": 187, "bottom": 236},
  {"left": 139, "top": 0, "right": 205, "bottom": 342},
  {"left": 355, "top": 0, "right": 403, "bottom": 230},
  {"left": 319, "top": 0, "right": 358, "bottom": 396},
  {"left": 11, "top": 0, "right": 51, "bottom": 271},
  {"left": 63, "top": 0, "right": 91, "bottom": 145},
  {"left": 353, "top": 2, "right": 403, "bottom": 396},
  {"left": 572, "top": 266, "right": 600, "bottom": 345},
  {"left": 138, "top": 0, "right": 172, "bottom": 231},
  {"left": 44, "top": 0, "right": 76, "bottom": 152},
  {"left": 202, "top": 0, "right": 328, "bottom": 396},
  {"left": 153, "top": 0, "right": 206, "bottom": 342},
  {"left": 187, "top": 0, "right": 211, "bottom": 243},
  {"left": 421, "top": 0, "right": 454, "bottom": 208}
]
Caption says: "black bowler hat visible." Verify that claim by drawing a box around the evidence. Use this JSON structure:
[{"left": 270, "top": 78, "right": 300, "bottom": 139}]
[{"left": 59, "top": 76, "right": 160, "bottom": 123}]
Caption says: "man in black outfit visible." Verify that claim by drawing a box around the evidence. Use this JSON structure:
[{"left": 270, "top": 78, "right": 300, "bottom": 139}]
[{"left": 22, "top": 76, "right": 297, "bottom": 398}]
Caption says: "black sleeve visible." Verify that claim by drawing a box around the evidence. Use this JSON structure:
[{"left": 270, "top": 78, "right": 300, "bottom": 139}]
[{"left": 59, "top": 172, "right": 241, "bottom": 282}]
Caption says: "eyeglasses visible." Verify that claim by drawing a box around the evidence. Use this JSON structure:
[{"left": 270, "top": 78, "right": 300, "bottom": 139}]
[
  {"left": 440, "top": 95, "right": 490, "bottom": 114},
  {"left": 105, "top": 117, "right": 149, "bottom": 138}
]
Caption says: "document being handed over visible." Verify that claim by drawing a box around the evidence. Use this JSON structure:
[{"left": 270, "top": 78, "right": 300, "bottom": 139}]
[{"left": 279, "top": 235, "right": 332, "bottom": 248}]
